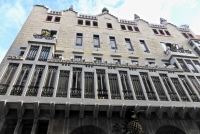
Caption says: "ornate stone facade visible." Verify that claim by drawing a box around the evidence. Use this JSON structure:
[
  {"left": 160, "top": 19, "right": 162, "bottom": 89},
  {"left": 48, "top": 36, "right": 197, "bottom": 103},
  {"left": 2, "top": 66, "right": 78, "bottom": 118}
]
[{"left": 0, "top": 5, "right": 200, "bottom": 134}]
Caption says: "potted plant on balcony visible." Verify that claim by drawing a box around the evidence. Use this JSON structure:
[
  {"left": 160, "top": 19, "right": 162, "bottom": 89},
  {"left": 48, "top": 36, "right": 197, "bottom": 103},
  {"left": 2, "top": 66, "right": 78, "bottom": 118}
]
[{"left": 41, "top": 29, "right": 50, "bottom": 39}]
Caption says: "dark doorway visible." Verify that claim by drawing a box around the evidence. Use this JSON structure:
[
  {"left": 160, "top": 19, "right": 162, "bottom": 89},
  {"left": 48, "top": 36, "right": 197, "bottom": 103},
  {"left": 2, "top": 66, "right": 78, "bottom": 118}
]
[
  {"left": 70, "top": 125, "right": 107, "bottom": 134},
  {"left": 155, "top": 125, "right": 186, "bottom": 134}
]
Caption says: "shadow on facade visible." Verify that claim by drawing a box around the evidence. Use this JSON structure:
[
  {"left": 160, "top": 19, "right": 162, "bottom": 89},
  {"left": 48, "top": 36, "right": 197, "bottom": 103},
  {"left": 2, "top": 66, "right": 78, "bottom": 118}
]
[
  {"left": 70, "top": 125, "right": 107, "bottom": 134},
  {"left": 155, "top": 125, "right": 186, "bottom": 134}
]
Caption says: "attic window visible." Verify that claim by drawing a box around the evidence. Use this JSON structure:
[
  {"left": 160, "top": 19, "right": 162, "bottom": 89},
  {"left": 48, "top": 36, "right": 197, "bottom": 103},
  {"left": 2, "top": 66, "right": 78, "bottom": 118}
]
[
  {"left": 134, "top": 26, "right": 140, "bottom": 32},
  {"left": 46, "top": 16, "right": 52, "bottom": 21},
  {"left": 188, "top": 33, "right": 194, "bottom": 38},
  {"left": 78, "top": 20, "right": 83, "bottom": 25},
  {"left": 182, "top": 33, "right": 189, "bottom": 38},
  {"left": 121, "top": 25, "right": 126, "bottom": 30},
  {"left": 165, "top": 30, "right": 171, "bottom": 35},
  {"left": 152, "top": 29, "right": 159, "bottom": 34},
  {"left": 55, "top": 17, "right": 61, "bottom": 22},
  {"left": 107, "top": 23, "right": 112, "bottom": 28},
  {"left": 93, "top": 21, "right": 98, "bottom": 26},
  {"left": 127, "top": 26, "right": 133, "bottom": 31},
  {"left": 86, "top": 20, "right": 90, "bottom": 26},
  {"left": 159, "top": 30, "right": 165, "bottom": 35}
]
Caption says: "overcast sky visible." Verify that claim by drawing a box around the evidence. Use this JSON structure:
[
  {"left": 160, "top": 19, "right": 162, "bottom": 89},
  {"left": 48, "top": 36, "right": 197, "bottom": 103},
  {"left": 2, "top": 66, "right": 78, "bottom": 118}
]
[{"left": 0, "top": 0, "right": 200, "bottom": 63}]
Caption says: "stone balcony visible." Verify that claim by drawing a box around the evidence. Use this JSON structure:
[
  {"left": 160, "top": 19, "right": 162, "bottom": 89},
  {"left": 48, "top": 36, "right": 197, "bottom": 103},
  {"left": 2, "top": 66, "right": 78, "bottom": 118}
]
[
  {"left": 28, "top": 34, "right": 57, "bottom": 45},
  {"left": 165, "top": 48, "right": 198, "bottom": 60}
]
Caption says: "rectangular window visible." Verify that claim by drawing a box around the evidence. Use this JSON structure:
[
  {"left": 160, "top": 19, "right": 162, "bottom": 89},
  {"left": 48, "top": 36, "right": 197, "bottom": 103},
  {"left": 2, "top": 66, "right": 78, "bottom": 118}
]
[
  {"left": 56, "top": 70, "right": 70, "bottom": 97},
  {"left": 182, "top": 33, "right": 189, "bottom": 38},
  {"left": 185, "top": 60, "right": 198, "bottom": 73},
  {"left": 139, "top": 40, "right": 150, "bottom": 53},
  {"left": 46, "top": 16, "right": 52, "bottom": 21},
  {"left": 26, "top": 46, "right": 39, "bottom": 60},
  {"left": 94, "top": 57, "right": 102, "bottom": 63},
  {"left": 76, "top": 33, "right": 83, "bottom": 46},
  {"left": 159, "top": 30, "right": 165, "bottom": 35},
  {"left": 53, "top": 54, "right": 62, "bottom": 59},
  {"left": 10, "top": 64, "right": 32, "bottom": 96},
  {"left": 125, "top": 38, "right": 134, "bottom": 51},
  {"left": 149, "top": 62, "right": 155, "bottom": 64},
  {"left": 71, "top": 68, "right": 82, "bottom": 98},
  {"left": 26, "top": 65, "right": 45, "bottom": 96},
  {"left": 177, "top": 59, "right": 190, "bottom": 72},
  {"left": 85, "top": 20, "right": 90, "bottom": 26},
  {"left": 38, "top": 47, "right": 50, "bottom": 61},
  {"left": 0, "top": 63, "right": 19, "bottom": 95},
  {"left": 188, "top": 33, "right": 194, "bottom": 38},
  {"left": 113, "top": 59, "right": 121, "bottom": 64},
  {"left": 78, "top": 20, "right": 83, "bottom": 25},
  {"left": 109, "top": 36, "right": 117, "bottom": 49},
  {"left": 93, "top": 35, "right": 100, "bottom": 48},
  {"left": 108, "top": 74, "right": 121, "bottom": 99},
  {"left": 93, "top": 21, "right": 98, "bottom": 26},
  {"left": 152, "top": 29, "right": 159, "bottom": 34},
  {"left": 127, "top": 26, "right": 133, "bottom": 31},
  {"left": 165, "top": 30, "right": 171, "bottom": 35},
  {"left": 131, "top": 60, "right": 138, "bottom": 64},
  {"left": 134, "top": 26, "right": 140, "bottom": 32},
  {"left": 54, "top": 17, "right": 61, "bottom": 22},
  {"left": 121, "top": 25, "right": 126, "bottom": 30},
  {"left": 193, "top": 60, "right": 200, "bottom": 72},
  {"left": 107, "top": 23, "right": 112, "bottom": 28},
  {"left": 74, "top": 56, "right": 82, "bottom": 61},
  {"left": 84, "top": 72, "right": 94, "bottom": 98},
  {"left": 96, "top": 70, "right": 108, "bottom": 99},
  {"left": 41, "top": 66, "right": 58, "bottom": 97},
  {"left": 19, "top": 51, "right": 24, "bottom": 56}
]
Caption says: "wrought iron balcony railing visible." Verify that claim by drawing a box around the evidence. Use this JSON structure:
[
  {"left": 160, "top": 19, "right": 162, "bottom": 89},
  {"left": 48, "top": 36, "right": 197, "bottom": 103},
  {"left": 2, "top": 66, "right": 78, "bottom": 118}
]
[
  {"left": 123, "top": 89, "right": 133, "bottom": 100},
  {"left": 170, "top": 48, "right": 192, "bottom": 54},
  {"left": 146, "top": 91, "right": 157, "bottom": 101},
  {"left": 97, "top": 89, "right": 108, "bottom": 99},
  {"left": 33, "top": 34, "right": 56, "bottom": 40},
  {"left": 26, "top": 86, "right": 39, "bottom": 96},
  {"left": 70, "top": 88, "right": 81, "bottom": 98},
  {"left": 10, "top": 85, "right": 24, "bottom": 96},
  {"left": 41, "top": 87, "right": 54, "bottom": 97},
  {"left": 0, "top": 84, "right": 9, "bottom": 95}
]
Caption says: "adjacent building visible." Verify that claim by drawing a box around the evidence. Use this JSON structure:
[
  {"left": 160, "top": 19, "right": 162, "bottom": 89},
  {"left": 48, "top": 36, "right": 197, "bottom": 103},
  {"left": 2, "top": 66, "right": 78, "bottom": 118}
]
[{"left": 1, "top": 5, "right": 200, "bottom": 134}]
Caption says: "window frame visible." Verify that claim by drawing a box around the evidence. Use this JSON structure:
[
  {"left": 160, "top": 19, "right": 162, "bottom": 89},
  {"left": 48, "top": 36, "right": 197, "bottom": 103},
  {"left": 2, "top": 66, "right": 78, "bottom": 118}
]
[
  {"left": 109, "top": 36, "right": 117, "bottom": 49},
  {"left": 139, "top": 40, "right": 150, "bottom": 53},
  {"left": 74, "top": 55, "right": 82, "bottom": 62},
  {"left": 107, "top": 23, "right": 113, "bottom": 29},
  {"left": 93, "top": 35, "right": 100, "bottom": 48},
  {"left": 76, "top": 33, "right": 83, "bottom": 46},
  {"left": 93, "top": 21, "right": 98, "bottom": 26},
  {"left": 85, "top": 20, "right": 91, "bottom": 26},
  {"left": 152, "top": 29, "right": 159, "bottom": 34},
  {"left": 125, "top": 38, "right": 134, "bottom": 51},
  {"left": 46, "top": 16, "right": 53, "bottom": 21},
  {"left": 127, "top": 26, "right": 133, "bottom": 31},
  {"left": 78, "top": 19, "right": 83, "bottom": 25},
  {"left": 134, "top": 26, "right": 140, "bottom": 32},
  {"left": 54, "top": 17, "right": 61, "bottom": 22},
  {"left": 121, "top": 25, "right": 126, "bottom": 30}
]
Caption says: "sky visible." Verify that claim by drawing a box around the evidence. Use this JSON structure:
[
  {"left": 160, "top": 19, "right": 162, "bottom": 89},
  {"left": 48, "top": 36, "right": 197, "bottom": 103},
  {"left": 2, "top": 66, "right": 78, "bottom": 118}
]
[{"left": 0, "top": 0, "right": 200, "bottom": 63}]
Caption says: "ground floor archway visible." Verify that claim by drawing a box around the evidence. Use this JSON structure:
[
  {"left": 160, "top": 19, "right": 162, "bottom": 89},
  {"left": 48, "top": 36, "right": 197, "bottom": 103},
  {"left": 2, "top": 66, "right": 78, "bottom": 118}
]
[
  {"left": 70, "top": 125, "right": 107, "bottom": 134},
  {"left": 155, "top": 125, "right": 186, "bottom": 134}
]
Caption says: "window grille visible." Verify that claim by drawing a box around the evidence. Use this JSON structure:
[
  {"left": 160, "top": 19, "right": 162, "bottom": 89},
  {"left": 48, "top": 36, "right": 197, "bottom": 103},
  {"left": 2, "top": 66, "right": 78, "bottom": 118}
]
[
  {"left": 26, "top": 46, "right": 39, "bottom": 60},
  {"left": 26, "top": 65, "right": 45, "bottom": 96},
  {"left": 171, "top": 78, "right": 190, "bottom": 101},
  {"left": 41, "top": 66, "right": 58, "bottom": 97},
  {"left": 96, "top": 70, "right": 108, "bottom": 99},
  {"left": 21, "top": 122, "right": 33, "bottom": 134},
  {"left": 177, "top": 59, "right": 190, "bottom": 72},
  {"left": 10, "top": 64, "right": 32, "bottom": 96},
  {"left": 193, "top": 60, "right": 200, "bottom": 72},
  {"left": 108, "top": 74, "right": 121, "bottom": 99},
  {"left": 130, "top": 75, "right": 145, "bottom": 100},
  {"left": 119, "top": 71, "right": 133, "bottom": 100},
  {"left": 185, "top": 60, "right": 197, "bottom": 73},
  {"left": 151, "top": 77, "right": 168, "bottom": 101},
  {"left": 0, "top": 63, "right": 19, "bottom": 95},
  {"left": 140, "top": 73, "right": 157, "bottom": 100},
  {"left": 84, "top": 72, "right": 94, "bottom": 99},
  {"left": 179, "top": 75, "right": 199, "bottom": 102},
  {"left": 38, "top": 47, "right": 50, "bottom": 61},
  {"left": 159, "top": 74, "right": 179, "bottom": 101},
  {"left": 71, "top": 68, "right": 82, "bottom": 98},
  {"left": 188, "top": 76, "right": 200, "bottom": 95},
  {"left": 56, "top": 71, "right": 70, "bottom": 97}
]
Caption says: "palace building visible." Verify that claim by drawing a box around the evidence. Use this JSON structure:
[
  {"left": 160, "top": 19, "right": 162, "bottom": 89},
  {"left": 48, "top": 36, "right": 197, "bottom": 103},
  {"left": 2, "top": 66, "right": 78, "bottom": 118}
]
[{"left": 1, "top": 5, "right": 200, "bottom": 134}]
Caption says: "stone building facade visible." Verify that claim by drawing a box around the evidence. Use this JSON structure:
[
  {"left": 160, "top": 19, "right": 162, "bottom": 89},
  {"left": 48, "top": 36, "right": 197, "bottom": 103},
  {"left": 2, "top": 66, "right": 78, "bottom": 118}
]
[{"left": 1, "top": 5, "right": 200, "bottom": 134}]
